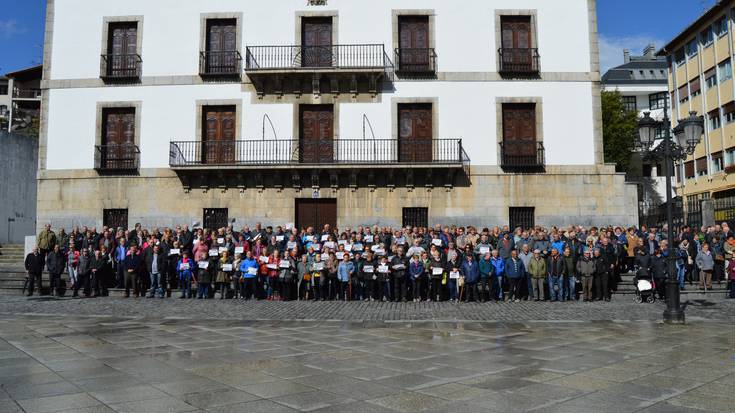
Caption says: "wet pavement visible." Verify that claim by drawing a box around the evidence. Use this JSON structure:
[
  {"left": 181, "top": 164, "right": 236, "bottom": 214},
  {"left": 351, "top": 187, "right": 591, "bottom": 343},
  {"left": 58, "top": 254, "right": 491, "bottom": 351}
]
[{"left": 1, "top": 297, "right": 735, "bottom": 412}]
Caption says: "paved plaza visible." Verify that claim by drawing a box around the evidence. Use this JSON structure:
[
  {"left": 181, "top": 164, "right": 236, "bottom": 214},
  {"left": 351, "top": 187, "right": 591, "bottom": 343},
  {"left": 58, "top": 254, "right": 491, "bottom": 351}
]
[{"left": 1, "top": 296, "right": 735, "bottom": 413}]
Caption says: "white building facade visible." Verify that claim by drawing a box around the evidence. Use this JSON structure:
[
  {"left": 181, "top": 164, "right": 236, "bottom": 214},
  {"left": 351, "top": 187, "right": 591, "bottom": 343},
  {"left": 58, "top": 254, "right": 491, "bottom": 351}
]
[{"left": 39, "top": 0, "right": 637, "bottom": 231}]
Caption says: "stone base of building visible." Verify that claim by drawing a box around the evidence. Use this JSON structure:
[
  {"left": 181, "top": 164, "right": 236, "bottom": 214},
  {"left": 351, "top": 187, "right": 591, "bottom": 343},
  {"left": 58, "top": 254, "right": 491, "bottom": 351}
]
[{"left": 36, "top": 165, "right": 638, "bottom": 231}]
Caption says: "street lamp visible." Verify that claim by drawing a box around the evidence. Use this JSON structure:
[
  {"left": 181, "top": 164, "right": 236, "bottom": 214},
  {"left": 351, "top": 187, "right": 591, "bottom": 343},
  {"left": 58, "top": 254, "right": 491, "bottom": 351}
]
[{"left": 636, "top": 102, "right": 703, "bottom": 324}]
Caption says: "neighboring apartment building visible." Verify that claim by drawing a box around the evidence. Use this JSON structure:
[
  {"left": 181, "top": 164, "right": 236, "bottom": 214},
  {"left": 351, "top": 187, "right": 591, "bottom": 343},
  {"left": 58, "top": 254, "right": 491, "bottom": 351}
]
[
  {"left": 2, "top": 65, "right": 42, "bottom": 135},
  {"left": 659, "top": 0, "right": 735, "bottom": 224},
  {"left": 38, "top": 0, "right": 637, "bottom": 231},
  {"left": 602, "top": 45, "right": 670, "bottom": 222}
]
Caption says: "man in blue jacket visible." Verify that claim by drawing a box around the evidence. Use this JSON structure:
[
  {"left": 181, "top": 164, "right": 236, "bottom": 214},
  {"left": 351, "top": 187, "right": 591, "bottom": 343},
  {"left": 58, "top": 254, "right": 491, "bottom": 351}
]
[
  {"left": 490, "top": 250, "right": 505, "bottom": 301},
  {"left": 461, "top": 249, "right": 479, "bottom": 302},
  {"left": 504, "top": 250, "right": 526, "bottom": 302}
]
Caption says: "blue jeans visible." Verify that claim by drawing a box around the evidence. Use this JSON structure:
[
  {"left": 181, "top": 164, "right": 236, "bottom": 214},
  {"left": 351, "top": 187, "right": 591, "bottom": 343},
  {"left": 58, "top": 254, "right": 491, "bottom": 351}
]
[
  {"left": 492, "top": 275, "right": 504, "bottom": 300},
  {"left": 448, "top": 279, "right": 458, "bottom": 300},
  {"left": 676, "top": 263, "right": 686, "bottom": 289},
  {"left": 197, "top": 283, "right": 209, "bottom": 299},
  {"left": 149, "top": 272, "right": 163, "bottom": 297},
  {"left": 526, "top": 273, "right": 534, "bottom": 298},
  {"left": 567, "top": 276, "right": 577, "bottom": 300},
  {"left": 179, "top": 276, "right": 191, "bottom": 298},
  {"left": 548, "top": 275, "right": 564, "bottom": 301}
]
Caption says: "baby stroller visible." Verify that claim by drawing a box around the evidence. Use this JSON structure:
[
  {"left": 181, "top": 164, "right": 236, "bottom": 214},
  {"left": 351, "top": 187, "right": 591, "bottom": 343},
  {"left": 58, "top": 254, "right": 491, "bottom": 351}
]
[{"left": 634, "top": 275, "right": 656, "bottom": 304}]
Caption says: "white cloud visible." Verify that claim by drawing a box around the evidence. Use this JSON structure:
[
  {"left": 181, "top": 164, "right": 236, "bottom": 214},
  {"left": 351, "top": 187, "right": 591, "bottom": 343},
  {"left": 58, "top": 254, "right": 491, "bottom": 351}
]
[
  {"left": 599, "top": 34, "right": 665, "bottom": 74},
  {"left": 0, "top": 20, "right": 27, "bottom": 39}
]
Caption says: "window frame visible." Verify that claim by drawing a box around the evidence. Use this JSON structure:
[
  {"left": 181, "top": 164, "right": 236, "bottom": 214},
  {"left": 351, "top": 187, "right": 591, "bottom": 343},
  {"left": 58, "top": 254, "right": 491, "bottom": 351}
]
[
  {"left": 719, "top": 59, "right": 733, "bottom": 83},
  {"left": 709, "top": 109, "right": 722, "bottom": 130},
  {"left": 701, "top": 27, "right": 714, "bottom": 47},
  {"left": 715, "top": 16, "right": 729, "bottom": 37},
  {"left": 621, "top": 95, "right": 637, "bottom": 112},
  {"left": 685, "top": 38, "right": 699, "bottom": 57},
  {"left": 648, "top": 92, "right": 668, "bottom": 110}
]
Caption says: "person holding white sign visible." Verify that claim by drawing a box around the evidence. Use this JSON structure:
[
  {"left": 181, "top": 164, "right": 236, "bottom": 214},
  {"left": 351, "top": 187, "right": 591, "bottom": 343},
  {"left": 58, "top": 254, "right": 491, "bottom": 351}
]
[
  {"left": 337, "top": 255, "right": 354, "bottom": 301},
  {"left": 377, "top": 256, "right": 392, "bottom": 301},
  {"left": 176, "top": 251, "right": 194, "bottom": 299},
  {"left": 359, "top": 251, "right": 376, "bottom": 301},
  {"left": 239, "top": 251, "right": 259, "bottom": 300},
  {"left": 215, "top": 250, "right": 232, "bottom": 300},
  {"left": 429, "top": 250, "right": 445, "bottom": 302},
  {"left": 391, "top": 248, "right": 409, "bottom": 302}
]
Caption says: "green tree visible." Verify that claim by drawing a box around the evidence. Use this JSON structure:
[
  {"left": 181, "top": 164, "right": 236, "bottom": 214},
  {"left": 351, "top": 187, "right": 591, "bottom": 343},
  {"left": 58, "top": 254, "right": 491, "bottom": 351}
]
[{"left": 602, "top": 90, "right": 639, "bottom": 173}]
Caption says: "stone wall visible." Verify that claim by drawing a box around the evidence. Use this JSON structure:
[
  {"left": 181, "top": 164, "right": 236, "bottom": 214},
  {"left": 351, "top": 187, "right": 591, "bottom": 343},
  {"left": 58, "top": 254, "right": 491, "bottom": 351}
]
[
  {"left": 36, "top": 164, "right": 638, "bottom": 230},
  {"left": 1, "top": 132, "right": 38, "bottom": 243}
]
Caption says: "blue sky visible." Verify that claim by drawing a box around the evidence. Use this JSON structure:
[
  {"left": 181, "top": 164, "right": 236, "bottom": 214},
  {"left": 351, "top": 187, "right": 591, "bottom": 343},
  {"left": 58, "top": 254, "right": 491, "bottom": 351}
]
[{"left": 0, "top": 0, "right": 721, "bottom": 75}]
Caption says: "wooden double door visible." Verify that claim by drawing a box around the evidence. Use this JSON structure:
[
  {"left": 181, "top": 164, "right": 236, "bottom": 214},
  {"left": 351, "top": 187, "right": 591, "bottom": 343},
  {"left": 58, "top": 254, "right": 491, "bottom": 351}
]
[
  {"left": 299, "top": 105, "right": 334, "bottom": 163},
  {"left": 398, "top": 103, "right": 433, "bottom": 163},
  {"left": 107, "top": 22, "right": 138, "bottom": 76},
  {"left": 205, "top": 19, "right": 238, "bottom": 74},
  {"left": 202, "top": 106, "right": 236, "bottom": 164},
  {"left": 398, "top": 16, "right": 431, "bottom": 71},
  {"left": 101, "top": 108, "right": 136, "bottom": 169},
  {"left": 296, "top": 199, "right": 337, "bottom": 232},
  {"left": 502, "top": 103, "right": 537, "bottom": 160},
  {"left": 302, "top": 17, "right": 333, "bottom": 67},
  {"left": 500, "top": 16, "right": 533, "bottom": 68}
]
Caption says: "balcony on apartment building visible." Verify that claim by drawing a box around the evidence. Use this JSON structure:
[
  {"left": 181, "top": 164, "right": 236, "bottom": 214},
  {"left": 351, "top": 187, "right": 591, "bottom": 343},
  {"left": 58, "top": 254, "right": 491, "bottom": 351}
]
[
  {"left": 100, "top": 54, "right": 142, "bottom": 82},
  {"left": 168, "top": 138, "right": 470, "bottom": 190},
  {"left": 94, "top": 144, "right": 141, "bottom": 175},
  {"left": 12, "top": 88, "right": 42, "bottom": 100},
  {"left": 244, "top": 44, "right": 394, "bottom": 96},
  {"left": 498, "top": 48, "right": 540, "bottom": 76},
  {"left": 499, "top": 141, "right": 545, "bottom": 172},
  {"left": 199, "top": 51, "right": 243, "bottom": 79}
]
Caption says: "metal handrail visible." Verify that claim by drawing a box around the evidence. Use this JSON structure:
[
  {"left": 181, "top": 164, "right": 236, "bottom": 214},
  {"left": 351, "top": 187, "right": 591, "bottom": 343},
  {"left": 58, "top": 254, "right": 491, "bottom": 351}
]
[
  {"left": 394, "top": 48, "right": 437, "bottom": 73},
  {"left": 95, "top": 144, "right": 140, "bottom": 171},
  {"left": 199, "top": 50, "right": 242, "bottom": 76},
  {"left": 499, "top": 141, "right": 545, "bottom": 169},
  {"left": 245, "top": 44, "right": 393, "bottom": 71},
  {"left": 101, "top": 53, "right": 142, "bottom": 79},
  {"left": 169, "top": 138, "right": 466, "bottom": 167},
  {"left": 498, "top": 48, "right": 540, "bottom": 73}
]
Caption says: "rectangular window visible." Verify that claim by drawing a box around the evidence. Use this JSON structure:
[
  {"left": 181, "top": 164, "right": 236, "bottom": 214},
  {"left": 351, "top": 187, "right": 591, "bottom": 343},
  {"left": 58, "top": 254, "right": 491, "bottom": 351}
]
[
  {"left": 202, "top": 19, "right": 239, "bottom": 75},
  {"left": 203, "top": 208, "right": 229, "bottom": 231},
  {"left": 701, "top": 27, "right": 714, "bottom": 47},
  {"left": 649, "top": 92, "right": 668, "bottom": 110},
  {"left": 100, "top": 108, "right": 137, "bottom": 171},
  {"left": 104, "top": 22, "right": 139, "bottom": 79},
  {"left": 675, "top": 48, "right": 686, "bottom": 65},
  {"left": 696, "top": 157, "right": 708, "bottom": 176},
  {"left": 671, "top": 92, "right": 676, "bottom": 110},
  {"left": 719, "top": 59, "right": 733, "bottom": 82},
  {"left": 712, "top": 151, "right": 724, "bottom": 173},
  {"left": 202, "top": 105, "right": 237, "bottom": 164},
  {"left": 397, "top": 16, "right": 434, "bottom": 72},
  {"left": 621, "top": 96, "right": 637, "bottom": 112},
  {"left": 715, "top": 16, "right": 729, "bottom": 37},
  {"left": 685, "top": 38, "right": 698, "bottom": 57},
  {"left": 509, "top": 207, "right": 535, "bottom": 230},
  {"left": 724, "top": 102, "right": 735, "bottom": 124},
  {"left": 705, "top": 68, "right": 718, "bottom": 89},
  {"left": 726, "top": 147, "right": 735, "bottom": 165},
  {"left": 710, "top": 109, "right": 722, "bottom": 130},
  {"left": 0, "top": 84, "right": 7, "bottom": 95},
  {"left": 678, "top": 84, "right": 689, "bottom": 103},
  {"left": 103, "top": 209, "right": 129, "bottom": 230},
  {"left": 402, "top": 207, "right": 429, "bottom": 228},
  {"left": 685, "top": 161, "right": 695, "bottom": 179},
  {"left": 501, "top": 103, "right": 539, "bottom": 168},
  {"left": 690, "top": 77, "right": 701, "bottom": 97}
]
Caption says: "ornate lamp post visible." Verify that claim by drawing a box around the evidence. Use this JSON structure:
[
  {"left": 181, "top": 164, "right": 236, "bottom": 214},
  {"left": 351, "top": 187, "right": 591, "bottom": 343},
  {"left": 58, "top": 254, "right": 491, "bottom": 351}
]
[{"left": 636, "top": 98, "right": 703, "bottom": 324}]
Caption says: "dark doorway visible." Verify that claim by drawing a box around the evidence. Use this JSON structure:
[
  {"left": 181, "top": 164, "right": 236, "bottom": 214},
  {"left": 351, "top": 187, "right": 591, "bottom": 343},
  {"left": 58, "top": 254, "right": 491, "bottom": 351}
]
[
  {"left": 101, "top": 108, "right": 136, "bottom": 170},
  {"left": 202, "top": 106, "right": 236, "bottom": 164},
  {"left": 106, "top": 22, "right": 138, "bottom": 77},
  {"left": 296, "top": 199, "right": 337, "bottom": 231},
  {"left": 301, "top": 17, "right": 333, "bottom": 67},
  {"left": 205, "top": 19, "right": 238, "bottom": 74},
  {"left": 103, "top": 209, "right": 129, "bottom": 230},
  {"left": 203, "top": 208, "right": 229, "bottom": 231},
  {"left": 502, "top": 103, "right": 537, "bottom": 165},
  {"left": 398, "top": 16, "right": 431, "bottom": 72},
  {"left": 500, "top": 16, "right": 533, "bottom": 70},
  {"left": 299, "top": 104, "right": 334, "bottom": 163},
  {"left": 402, "top": 207, "right": 428, "bottom": 229},
  {"left": 398, "top": 103, "right": 432, "bottom": 163},
  {"left": 509, "top": 207, "right": 535, "bottom": 230}
]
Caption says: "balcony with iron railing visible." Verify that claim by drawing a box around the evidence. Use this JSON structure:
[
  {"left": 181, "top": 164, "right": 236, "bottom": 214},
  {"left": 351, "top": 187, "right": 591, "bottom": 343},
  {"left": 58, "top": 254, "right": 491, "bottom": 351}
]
[
  {"left": 245, "top": 44, "right": 393, "bottom": 75},
  {"left": 94, "top": 144, "right": 140, "bottom": 174},
  {"left": 499, "top": 141, "right": 545, "bottom": 172},
  {"left": 199, "top": 51, "right": 242, "bottom": 78},
  {"left": 498, "top": 48, "right": 540, "bottom": 75},
  {"left": 12, "top": 88, "right": 42, "bottom": 99},
  {"left": 169, "top": 138, "right": 468, "bottom": 169},
  {"left": 100, "top": 53, "right": 142, "bottom": 81},
  {"left": 394, "top": 48, "right": 437, "bottom": 74}
]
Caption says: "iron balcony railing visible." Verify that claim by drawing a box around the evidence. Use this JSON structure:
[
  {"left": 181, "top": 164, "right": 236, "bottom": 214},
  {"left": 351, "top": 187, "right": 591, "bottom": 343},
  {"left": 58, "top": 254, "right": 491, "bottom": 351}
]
[
  {"left": 169, "top": 139, "right": 467, "bottom": 167},
  {"left": 94, "top": 144, "right": 140, "bottom": 172},
  {"left": 498, "top": 48, "right": 540, "bottom": 74},
  {"left": 199, "top": 50, "right": 242, "bottom": 77},
  {"left": 101, "top": 53, "right": 142, "bottom": 80},
  {"left": 394, "top": 48, "right": 437, "bottom": 73},
  {"left": 13, "top": 88, "right": 42, "bottom": 99},
  {"left": 500, "top": 141, "right": 545, "bottom": 170},
  {"left": 245, "top": 44, "right": 393, "bottom": 72}
]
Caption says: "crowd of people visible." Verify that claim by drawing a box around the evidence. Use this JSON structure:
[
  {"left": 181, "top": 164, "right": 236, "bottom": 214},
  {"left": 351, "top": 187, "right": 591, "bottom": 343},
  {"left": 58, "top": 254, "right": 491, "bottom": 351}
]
[{"left": 23, "top": 221, "right": 735, "bottom": 302}]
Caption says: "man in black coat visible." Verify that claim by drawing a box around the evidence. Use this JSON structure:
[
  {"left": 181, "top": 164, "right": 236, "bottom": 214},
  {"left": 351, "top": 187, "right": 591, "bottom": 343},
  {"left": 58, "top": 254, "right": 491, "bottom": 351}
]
[
  {"left": 123, "top": 245, "right": 142, "bottom": 298},
  {"left": 391, "top": 248, "right": 410, "bottom": 302},
  {"left": 45, "top": 245, "right": 65, "bottom": 297},
  {"left": 25, "top": 247, "right": 45, "bottom": 296}
]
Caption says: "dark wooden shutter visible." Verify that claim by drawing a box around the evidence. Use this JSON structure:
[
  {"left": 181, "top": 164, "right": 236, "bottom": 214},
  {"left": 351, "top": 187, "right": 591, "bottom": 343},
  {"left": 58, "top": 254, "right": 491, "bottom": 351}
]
[
  {"left": 402, "top": 208, "right": 428, "bottom": 228},
  {"left": 500, "top": 16, "right": 532, "bottom": 70},
  {"left": 102, "top": 108, "right": 136, "bottom": 169},
  {"left": 678, "top": 84, "right": 689, "bottom": 100},
  {"left": 302, "top": 17, "right": 332, "bottom": 67},
  {"left": 690, "top": 77, "right": 701, "bottom": 95},
  {"left": 103, "top": 209, "right": 129, "bottom": 230},
  {"left": 299, "top": 105, "right": 334, "bottom": 163},
  {"left": 296, "top": 199, "right": 337, "bottom": 231},
  {"left": 206, "top": 19, "right": 237, "bottom": 74},
  {"left": 203, "top": 208, "right": 229, "bottom": 231},
  {"left": 108, "top": 22, "right": 137, "bottom": 77},
  {"left": 696, "top": 157, "right": 708, "bottom": 174},
  {"left": 202, "top": 106, "right": 236, "bottom": 164},
  {"left": 684, "top": 161, "right": 694, "bottom": 178},
  {"left": 398, "top": 103, "right": 433, "bottom": 163},
  {"left": 502, "top": 103, "right": 537, "bottom": 163},
  {"left": 398, "top": 16, "right": 430, "bottom": 72}
]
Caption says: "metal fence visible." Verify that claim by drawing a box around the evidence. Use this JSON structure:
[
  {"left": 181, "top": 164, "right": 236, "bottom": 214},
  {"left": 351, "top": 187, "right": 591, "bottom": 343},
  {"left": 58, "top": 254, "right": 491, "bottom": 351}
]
[{"left": 245, "top": 44, "right": 392, "bottom": 71}]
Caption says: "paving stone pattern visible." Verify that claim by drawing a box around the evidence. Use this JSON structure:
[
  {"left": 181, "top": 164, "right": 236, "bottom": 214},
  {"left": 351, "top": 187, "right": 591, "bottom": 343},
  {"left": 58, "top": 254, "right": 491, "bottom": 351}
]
[
  {"left": 1, "top": 295, "right": 735, "bottom": 322},
  {"left": 1, "top": 313, "right": 735, "bottom": 412}
]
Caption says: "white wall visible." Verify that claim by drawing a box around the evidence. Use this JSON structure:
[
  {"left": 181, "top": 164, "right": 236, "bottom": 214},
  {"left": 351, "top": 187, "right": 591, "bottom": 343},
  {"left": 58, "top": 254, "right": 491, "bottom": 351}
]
[{"left": 46, "top": 0, "right": 598, "bottom": 169}]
